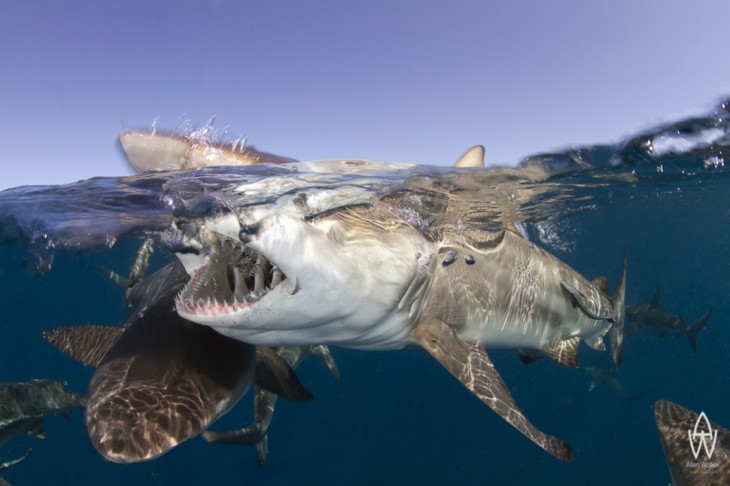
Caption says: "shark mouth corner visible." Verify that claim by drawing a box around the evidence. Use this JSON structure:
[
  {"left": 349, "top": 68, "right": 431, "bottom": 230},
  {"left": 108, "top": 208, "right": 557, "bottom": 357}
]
[{"left": 175, "top": 239, "right": 288, "bottom": 321}]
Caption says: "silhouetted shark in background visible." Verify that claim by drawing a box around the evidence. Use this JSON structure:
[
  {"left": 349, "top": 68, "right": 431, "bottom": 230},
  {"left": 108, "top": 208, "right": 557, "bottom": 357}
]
[
  {"left": 0, "top": 380, "right": 85, "bottom": 449},
  {"left": 584, "top": 366, "right": 643, "bottom": 404},
  {"left": 626, "top": 287, "right": 711, "bottom": 353}
]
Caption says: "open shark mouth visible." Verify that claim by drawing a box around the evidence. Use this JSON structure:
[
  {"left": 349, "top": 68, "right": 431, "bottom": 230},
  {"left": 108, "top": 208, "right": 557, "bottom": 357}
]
[{"left": 176, "top": 239, "right": 287, "bottom": 318}]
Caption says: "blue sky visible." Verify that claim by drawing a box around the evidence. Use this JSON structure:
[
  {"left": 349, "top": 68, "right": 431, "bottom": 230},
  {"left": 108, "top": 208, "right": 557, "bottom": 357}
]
[{"left": 0, "top": 0, "right": 727, "bottom": 189}]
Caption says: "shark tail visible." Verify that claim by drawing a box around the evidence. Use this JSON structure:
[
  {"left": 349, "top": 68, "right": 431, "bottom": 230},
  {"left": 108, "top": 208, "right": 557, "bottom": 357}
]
[
  {"left": 609, "top": 252, "right": 627, "bottom": 369},
  {"left": 687, "top": 307, "right": 712, "bottom": 353}
]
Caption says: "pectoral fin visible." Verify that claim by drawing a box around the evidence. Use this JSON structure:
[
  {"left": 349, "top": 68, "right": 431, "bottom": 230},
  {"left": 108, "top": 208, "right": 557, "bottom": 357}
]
[
  {"left": 26, "top": 419, "right": 46, "bottom": 439},
  {"left": 254, "top": 347, "right": 314, "bottom": 402},
  {"left": 561, "top": 281, "right": 611, "bottom": 320},
  {"left": 542, "top": 336, "right": 580, "bottom": 368},
  {"left": 43, "top": 326, "right": 125, "bottom": 368},
  {"left": 311, "top": 344, "right": 343, "bottom": 383},
  {"left": 0, "top": 448, "right": 32, "bottom": 471},
  {"left": 411, "top": 321, "right": 573, "bottom": 462}
]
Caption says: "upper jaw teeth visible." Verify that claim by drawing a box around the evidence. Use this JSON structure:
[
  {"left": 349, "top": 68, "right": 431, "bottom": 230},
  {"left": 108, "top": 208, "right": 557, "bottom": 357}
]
[{"left": 176, "top": 241, "right": 287, "bottom": 316}]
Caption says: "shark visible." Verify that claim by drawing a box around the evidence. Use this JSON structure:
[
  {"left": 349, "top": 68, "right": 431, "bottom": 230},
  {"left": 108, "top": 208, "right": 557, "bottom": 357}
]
[
  {"left": 654, "top": 400, "right": 730, "bottom": 485},
  {"left": 0, "top": 379, "right": 86, "bottom": 449},
  {"left": 626, "top": 287, "right": 712, "bottom": 353},
  {"left": 44, "top": 245, "right": 312, "bottom": 463},
  {"left": 109, "top": 139, "right": 627, "bottom": 463},
  {"left": 584, "top": 366, "right": 643, "bottom": 404},
  {"left": 19, "top": 127, "right": 625, "bottom": 463},
  {"left": 202, "top": 344, "right": 342, "bottom": 466},
  {"left": 118, "top": 129, "right": 297, "bottom": 172}
]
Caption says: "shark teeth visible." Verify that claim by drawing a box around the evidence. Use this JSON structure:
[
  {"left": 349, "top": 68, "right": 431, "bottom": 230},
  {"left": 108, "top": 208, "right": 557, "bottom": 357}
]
[
  {"left": 175, "top": 293, "right": 260, "bottom": 316},
  {"left": 175, "top": 240, "right": 287, "bottom": 318}
]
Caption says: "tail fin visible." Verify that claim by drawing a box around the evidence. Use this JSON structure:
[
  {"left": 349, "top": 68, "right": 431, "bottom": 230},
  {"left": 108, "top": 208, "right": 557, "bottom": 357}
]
[
  {"left": 609, "top": 252, "right": 627, "bottom": 369},
  {"left": 687, "top": 307, "right": 712, "bottom": 353}
]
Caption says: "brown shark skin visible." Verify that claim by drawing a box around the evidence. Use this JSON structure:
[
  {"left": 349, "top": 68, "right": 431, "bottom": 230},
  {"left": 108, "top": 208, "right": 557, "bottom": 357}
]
[
  {"left": 84, "top": 289, "right": 256, "bottom": 464},
  {"left": 45, "top": 256, "right": 314, "bottom": 464},
  {"left": 655, "top": 400, "right": 730, "bottom": 486}
]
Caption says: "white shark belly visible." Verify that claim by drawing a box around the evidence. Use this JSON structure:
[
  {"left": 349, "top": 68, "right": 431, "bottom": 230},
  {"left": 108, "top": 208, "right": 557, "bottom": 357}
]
[{"left": 458, "top": 309, "right": 611, "bottom": 349}]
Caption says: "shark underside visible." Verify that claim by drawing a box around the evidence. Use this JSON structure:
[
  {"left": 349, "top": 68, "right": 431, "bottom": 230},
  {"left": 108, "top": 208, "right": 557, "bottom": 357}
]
[{"left": 44, "top": 246, "right": 314, "bottom": 463}]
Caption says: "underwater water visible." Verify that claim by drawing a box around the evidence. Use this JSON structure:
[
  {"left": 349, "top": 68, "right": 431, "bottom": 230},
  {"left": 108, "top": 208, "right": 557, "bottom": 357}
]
[{"left": 0, "top": 100, "right": 729, "bottom": 485}]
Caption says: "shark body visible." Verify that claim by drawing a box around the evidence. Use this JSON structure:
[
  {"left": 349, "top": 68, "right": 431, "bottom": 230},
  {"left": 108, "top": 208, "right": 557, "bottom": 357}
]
[
  {"left": 654, "top": 400, "right": 730, "bottom": 485},
  {"left": 626, "top": 287, "right": 711, "bottom": 353},
  {"left": 115, "top": 131, "right": 628, "bottom": 462},
  {"left": 45, "top": 247, "right": 311, "bottom": 463},
  {"left": 0, "top": 380, "right": 85, "bottom": 449},
  {"left": 584, "top": 366, "right": 642, "bottom": 403}
]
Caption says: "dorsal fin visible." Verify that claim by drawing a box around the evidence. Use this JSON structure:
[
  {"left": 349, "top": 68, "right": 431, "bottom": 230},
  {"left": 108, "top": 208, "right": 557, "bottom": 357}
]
[
  {"left": 591, "top": 276, "right": 610, "bottom": 296},
  {"left": 454, "top": 145, "right": 485, "bottom": 168},
  {"left": 311, "top": 344, "right": 343, "bottom": 383},
  {"left": 43, "top": 326, "right": 124, "bottom": 368},
  {"left": 650, "top": 286, "right": 661, "bottom": 308}
]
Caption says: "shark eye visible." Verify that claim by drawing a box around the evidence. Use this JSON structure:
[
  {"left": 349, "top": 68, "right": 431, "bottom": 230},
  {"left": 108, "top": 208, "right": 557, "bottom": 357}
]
[{"left": 441, "top": 250, "right": 458, "bottom": 266}]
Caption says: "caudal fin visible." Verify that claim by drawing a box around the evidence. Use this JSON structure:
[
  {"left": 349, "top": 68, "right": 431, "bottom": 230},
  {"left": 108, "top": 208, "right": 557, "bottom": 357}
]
[
  {"left": 687, "top": 307, "right": 712, "bottom": 353},
  {"left": 609, "top": 252, "right": 627, "bottom": 369}
]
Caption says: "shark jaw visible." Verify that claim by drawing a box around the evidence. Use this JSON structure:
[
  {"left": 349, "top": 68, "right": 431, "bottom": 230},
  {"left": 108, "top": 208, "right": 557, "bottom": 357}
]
[{"left": 176, "top": 205, "right": 434, "bottom": 350}]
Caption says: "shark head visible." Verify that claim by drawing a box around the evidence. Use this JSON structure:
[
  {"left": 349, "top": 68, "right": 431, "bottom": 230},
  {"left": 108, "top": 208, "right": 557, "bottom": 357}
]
[{"left": 175, "top": 204, "right": 433, "bottom": 350}]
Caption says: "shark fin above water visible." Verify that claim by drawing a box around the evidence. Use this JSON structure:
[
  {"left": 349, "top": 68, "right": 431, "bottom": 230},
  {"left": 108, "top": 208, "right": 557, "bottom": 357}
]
[
  {"left": 453, "top": 145, "right": 485, "bottom": 168},
  {"left": 411, "top": 319, "right": 574, "bottom": 462}
]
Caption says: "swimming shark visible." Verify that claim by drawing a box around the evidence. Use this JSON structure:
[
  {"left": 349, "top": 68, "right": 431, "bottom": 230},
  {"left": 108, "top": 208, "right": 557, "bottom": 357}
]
[
  {"left": 44, "top": 249, "right": 312, "bottom": 463},
  {"left": 654, "top": 400, "right": 730, "bottom": 485},
  {"left": 96, "top": 128, "right": 628, "bottom": 461},
  {"left": 202, "top": 344, "right": 342, "bottom": 466},
  {"left": 0, "top": 380, "right": 86, "bottom": 449},
  {"left": 140, "top": 147, "right": 627, "bottom": 463},
  {"left": 626, "top": 287, "right": 711, "bottom": 353},
  {"left": 118, "top": 129, "right": 297, "bottom": 172},
  {"left": 584, "top": 366, "right": 643, "bottom": 404}
]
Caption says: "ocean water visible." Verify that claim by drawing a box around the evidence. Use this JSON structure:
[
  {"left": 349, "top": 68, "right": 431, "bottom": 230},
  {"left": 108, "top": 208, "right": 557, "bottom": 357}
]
[{"left": 0, "top": 100, "right": 729, "bottom": 485}]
